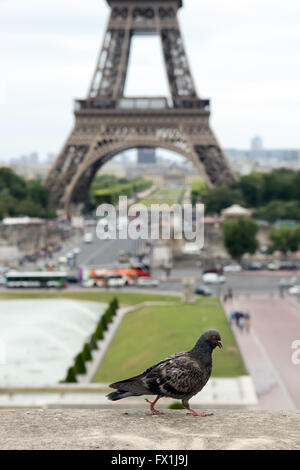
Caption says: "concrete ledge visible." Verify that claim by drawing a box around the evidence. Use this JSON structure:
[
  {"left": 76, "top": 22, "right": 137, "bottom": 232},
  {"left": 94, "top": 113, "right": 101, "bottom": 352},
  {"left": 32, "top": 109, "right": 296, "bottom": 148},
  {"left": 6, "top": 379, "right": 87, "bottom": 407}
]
[{"left": 0, "top": 409, "right": 299, "bottom": 450}]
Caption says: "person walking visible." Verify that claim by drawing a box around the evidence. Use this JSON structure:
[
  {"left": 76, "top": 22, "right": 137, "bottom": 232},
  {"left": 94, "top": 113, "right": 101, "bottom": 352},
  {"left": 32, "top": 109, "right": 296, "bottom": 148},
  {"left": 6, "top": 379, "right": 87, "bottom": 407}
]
[
  {"left": 237, "top": 314, "right": 245, "bottom": 332},
  {"left": 229, "top": 311, "right": 236, "bottom": 326},
  {"left": 244, "top": 313, "right": 251, "bottom": 333}
]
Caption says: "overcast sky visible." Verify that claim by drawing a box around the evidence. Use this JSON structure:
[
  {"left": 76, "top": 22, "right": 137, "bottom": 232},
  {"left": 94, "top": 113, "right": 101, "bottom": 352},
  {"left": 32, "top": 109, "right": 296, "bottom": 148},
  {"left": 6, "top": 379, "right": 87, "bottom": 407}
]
[{"left": 1, "top": 0, "right": 300, "bottom": 162}]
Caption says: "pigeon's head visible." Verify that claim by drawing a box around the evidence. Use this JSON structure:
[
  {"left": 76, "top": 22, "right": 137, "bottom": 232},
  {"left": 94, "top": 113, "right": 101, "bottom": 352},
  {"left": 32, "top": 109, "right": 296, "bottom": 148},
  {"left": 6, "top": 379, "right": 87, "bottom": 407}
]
[{"left": 202, "top": 330, "right": 222, "bottom": 349}]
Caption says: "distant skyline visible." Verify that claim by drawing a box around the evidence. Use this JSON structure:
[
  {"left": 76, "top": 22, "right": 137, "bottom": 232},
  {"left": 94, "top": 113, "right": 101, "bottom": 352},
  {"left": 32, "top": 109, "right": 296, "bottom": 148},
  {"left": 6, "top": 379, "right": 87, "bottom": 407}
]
[{"left": 1, "top": 0, "right": 300, "bottom": 162}]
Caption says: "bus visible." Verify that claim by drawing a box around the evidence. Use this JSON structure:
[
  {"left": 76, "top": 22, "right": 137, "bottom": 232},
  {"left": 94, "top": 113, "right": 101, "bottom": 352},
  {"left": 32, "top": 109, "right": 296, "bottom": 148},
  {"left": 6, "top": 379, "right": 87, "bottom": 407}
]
[{"left": 5, "top": 271, "right": 68, "bottom": 289}]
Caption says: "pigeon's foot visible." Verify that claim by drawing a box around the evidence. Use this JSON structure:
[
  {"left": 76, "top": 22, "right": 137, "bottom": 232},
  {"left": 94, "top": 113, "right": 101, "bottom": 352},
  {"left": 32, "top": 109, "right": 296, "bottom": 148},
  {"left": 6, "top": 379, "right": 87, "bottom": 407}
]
[
  {"left": 145, "top": 396, "right": 161, "bottom": 414},
  {"left": 187, "top": 409, "right": 214, "bottom": 417}
]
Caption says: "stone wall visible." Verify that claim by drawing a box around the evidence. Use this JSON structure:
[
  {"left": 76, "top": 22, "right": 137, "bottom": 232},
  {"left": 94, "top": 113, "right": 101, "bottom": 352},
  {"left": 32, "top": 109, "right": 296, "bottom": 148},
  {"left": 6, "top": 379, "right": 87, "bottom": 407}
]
[
  {"left": 0, "top": 223, "right": 75, "bottom": 264},
  {"left": 0, "top": 409, "right": 299, "bottom": 450}
]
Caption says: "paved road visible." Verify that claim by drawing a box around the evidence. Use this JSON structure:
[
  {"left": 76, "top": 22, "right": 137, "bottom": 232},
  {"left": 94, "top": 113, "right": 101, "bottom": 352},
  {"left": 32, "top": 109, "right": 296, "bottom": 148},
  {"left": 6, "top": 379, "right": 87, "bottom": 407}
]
[
  {"left": 151, "top": 268, "right": 299, "bottom": 297},
  {"left": 76, "top": 236, "right": 144, "bottom": 267},
  {"left": 224, "top": 297, "right": 300, "bottom": 410}
]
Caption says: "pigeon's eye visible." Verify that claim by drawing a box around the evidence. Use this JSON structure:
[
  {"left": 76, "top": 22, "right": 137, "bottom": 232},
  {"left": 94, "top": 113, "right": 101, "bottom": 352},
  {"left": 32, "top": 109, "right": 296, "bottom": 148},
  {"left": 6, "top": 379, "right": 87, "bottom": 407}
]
[{"left": 212, "top": 335, "right": 216, "bottom": 340}]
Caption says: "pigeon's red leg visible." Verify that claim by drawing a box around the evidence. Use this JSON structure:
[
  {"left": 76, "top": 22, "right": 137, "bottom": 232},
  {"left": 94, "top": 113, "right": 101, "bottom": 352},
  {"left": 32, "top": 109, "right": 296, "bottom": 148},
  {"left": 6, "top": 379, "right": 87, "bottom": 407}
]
[
  {"left": 145, "top": 395, "right": 161, "bottom": 414},
  {"left": 187, "top": 408, "right": 213, "bottom": 417}
]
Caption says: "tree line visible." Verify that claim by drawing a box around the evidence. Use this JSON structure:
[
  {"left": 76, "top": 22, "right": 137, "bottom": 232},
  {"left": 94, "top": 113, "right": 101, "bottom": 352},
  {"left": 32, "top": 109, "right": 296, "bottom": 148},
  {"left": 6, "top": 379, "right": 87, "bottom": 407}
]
[
  {"left": 0, "top": 167, "right": 56, "bottom": 220},
  {"left": 192, "top": 168, "right": 300, "bottom": 222},
  {"left": 86, "top": 175, "right": 152, "bottom": 211}
]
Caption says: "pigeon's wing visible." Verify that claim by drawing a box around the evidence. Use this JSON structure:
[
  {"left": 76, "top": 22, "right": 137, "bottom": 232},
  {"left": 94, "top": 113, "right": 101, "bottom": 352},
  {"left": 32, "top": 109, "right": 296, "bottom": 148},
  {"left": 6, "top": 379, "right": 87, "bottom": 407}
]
[
  {"left": 109, "top": 351, "right": 209, "bottom": 397},
  {"left": 140, "top": 352, "right": 207, "bottom": 398}
]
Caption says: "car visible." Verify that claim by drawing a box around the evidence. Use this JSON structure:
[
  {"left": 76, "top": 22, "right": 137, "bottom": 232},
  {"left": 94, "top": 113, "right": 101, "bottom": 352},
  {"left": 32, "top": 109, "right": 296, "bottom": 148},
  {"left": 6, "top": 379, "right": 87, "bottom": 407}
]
[
  {"left": 106, "top": 275, "right": 127, "bottom": 288},
  {"left": 267, "top": 262, "right": 280, "bottom": 271},
  {"left": 279, "top": 277, "right": 297, "bottom": 288},
  {"left": 137, "top": 277, "right": 159, "bottom": 287},
  {"left": 223, "top": 264, "right": 242, "bottom": 273},
  {"left": 243, "top": 262, "right": 263, "bottom": 271},
  {"left": 202, "top": 273, "right": 226, "bottom": 284},
  {"left": 119, "top": 250, "right": 130, "bottom": 263},
  {"left": 288, "top": 285, "right": 300, "bottom": 296},
  {"left": 195, "top": 285, "right": 212, "bottom": 296},
  {"left": 84, "top": 232, "right": 94, "bottom": 243},
  {"left": 181, "top": 243, "right": 201, "bottom": 255},
  {"left": 72, "top": 247, "right": 81, "bottom": 255},
  {"left": 280, "top": 261, "right": 300, "bottom": 270}
]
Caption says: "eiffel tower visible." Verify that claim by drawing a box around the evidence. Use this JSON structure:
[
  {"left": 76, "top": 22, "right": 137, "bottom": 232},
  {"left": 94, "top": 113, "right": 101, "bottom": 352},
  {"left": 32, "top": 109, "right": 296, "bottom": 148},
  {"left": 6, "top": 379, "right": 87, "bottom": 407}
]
[{"left": 45, "top": 0, "right": 235, "bottom": 211}]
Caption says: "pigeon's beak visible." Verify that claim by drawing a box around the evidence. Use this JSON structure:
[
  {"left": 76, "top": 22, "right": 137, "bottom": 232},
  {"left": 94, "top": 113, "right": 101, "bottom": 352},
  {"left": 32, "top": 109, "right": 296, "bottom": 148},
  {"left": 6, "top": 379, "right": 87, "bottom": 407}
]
[{"left": 217, "top": 340, "right": 223, "bottom": 348}]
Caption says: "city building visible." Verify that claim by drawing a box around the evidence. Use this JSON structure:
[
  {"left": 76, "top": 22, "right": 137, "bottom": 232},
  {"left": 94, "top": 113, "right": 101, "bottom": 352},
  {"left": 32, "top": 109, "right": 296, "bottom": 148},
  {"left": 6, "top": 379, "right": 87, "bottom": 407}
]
[
  {"left": 137, "top": 147, "right": 156, "bottom": 164},
  {"left": 225, "top": 137, "right": 300, "bottom": 174}
]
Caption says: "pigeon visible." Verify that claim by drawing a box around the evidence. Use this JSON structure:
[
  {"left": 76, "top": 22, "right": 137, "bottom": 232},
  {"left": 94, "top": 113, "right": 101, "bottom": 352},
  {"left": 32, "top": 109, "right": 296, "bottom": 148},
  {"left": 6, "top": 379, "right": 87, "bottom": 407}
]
[{"left": 106, "top": 329, "right": 222, "bottom": 416}]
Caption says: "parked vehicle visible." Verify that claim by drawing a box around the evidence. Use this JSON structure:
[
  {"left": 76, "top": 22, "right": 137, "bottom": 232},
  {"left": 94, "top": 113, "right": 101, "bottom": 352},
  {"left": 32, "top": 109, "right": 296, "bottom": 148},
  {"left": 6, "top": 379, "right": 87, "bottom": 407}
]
[
  {"left": 267, "top": 262, "right": 280, "bottom": 271},
  {"left": 202, "top": 273, "right": 226, "bottom": 284},
  {"left": 137, "top": 277, "right": 159, "bottom": 287},
  {"left": 243, "top": 262, "right": 263, "bottom": 271},
  {"left": 181, "top": 243, "right": 201, "bottom": 255},
  {"left": 279, "top": 277, "right": 297, "bottom": 288},
  {"left": 289, "top": 285, "right": 300, "bottom": 296},
  {"left": 280, "top": 261, "right": 300, "bottom": 270},
  {"left": 119, "top": 250, "right": 131, "bottom": 263},
  {"left": 223, "top": 264, "right": 242, "bottom": 273},
  {"left": 84, "top": 232, "right": 94, "bottom": 243},
  {"left": 195, "top": 285, "right": 212, "bottom": 296}
]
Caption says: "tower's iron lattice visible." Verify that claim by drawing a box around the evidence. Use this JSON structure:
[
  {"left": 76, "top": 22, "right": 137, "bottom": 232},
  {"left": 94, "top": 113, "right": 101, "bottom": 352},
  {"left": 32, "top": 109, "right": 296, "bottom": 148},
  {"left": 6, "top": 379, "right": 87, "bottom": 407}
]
[{"left": 45, "top": 0, "right": 235, "bottom": 210}]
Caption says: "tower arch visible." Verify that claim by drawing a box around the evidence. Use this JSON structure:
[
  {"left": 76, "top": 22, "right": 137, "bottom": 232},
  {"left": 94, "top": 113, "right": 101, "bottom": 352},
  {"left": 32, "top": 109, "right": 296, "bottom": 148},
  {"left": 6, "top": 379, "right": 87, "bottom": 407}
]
[{"left": 44, "top": 0, "right": 236, "bottom": 211}]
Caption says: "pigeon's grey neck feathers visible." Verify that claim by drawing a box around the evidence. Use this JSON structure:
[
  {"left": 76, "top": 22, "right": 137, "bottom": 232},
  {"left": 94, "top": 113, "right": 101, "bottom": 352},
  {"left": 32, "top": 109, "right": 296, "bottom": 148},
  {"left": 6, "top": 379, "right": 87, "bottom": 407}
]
[{"left": 191, "top": 336, "right": 214, "bottom": 365}]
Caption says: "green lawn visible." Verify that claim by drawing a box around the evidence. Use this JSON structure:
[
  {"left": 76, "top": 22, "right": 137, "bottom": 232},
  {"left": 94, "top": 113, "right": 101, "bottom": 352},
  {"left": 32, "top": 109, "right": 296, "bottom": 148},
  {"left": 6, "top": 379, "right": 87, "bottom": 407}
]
[
  {"left": 93, "top": 297, "right": 247, "bottom": 382},
  {"left": 0, "top": 290, "right": 180, "bottom": 305},
  {"left": 0, "top": 291, "right": 247, "bottom": 380},
  {"left": 138, "top": 186, "right": 185, "bottom": 207}
]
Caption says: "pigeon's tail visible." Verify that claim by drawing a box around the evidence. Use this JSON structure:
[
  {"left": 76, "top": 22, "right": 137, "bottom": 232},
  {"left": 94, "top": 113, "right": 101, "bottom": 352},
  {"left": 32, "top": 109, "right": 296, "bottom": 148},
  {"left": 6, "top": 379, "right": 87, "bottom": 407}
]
[
  {"left": 107, "top": 374, "right": 150, "bottom": 401},
  {"left": 106, "top": 389, "right": 142, "bottom": 401}
]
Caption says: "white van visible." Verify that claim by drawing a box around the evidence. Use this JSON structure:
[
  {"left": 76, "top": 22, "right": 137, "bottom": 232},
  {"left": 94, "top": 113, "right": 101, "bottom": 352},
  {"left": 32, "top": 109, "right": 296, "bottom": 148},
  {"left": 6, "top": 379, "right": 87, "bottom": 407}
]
[{"left": 84, "top": 232, "right": 94, "bottom": 243}]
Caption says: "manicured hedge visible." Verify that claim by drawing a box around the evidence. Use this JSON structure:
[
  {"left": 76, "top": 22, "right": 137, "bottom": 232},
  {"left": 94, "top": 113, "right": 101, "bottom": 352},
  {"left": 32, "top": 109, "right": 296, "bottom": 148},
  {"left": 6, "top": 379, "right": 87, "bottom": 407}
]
[{"left": 61, "top": 298, "right": 119, "bottom": 382}]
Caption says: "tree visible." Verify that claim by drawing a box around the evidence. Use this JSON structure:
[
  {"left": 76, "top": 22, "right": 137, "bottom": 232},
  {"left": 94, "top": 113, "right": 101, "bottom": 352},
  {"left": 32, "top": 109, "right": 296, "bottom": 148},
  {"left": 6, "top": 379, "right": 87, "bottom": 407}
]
[
  {"left": 262, "top": 168, "right": 295, "bottom": 203},
  {"left": 254, "top": 200, "right": 300, "bottom": 222},
  {"left": 222, "top": 217, "right": 259, "bottom": 262},
  {"left": 238, "top": 172, "right": 265, "bottom": 207},
  {"left": 82, "top": 343, "right": 92, "bottom": 361},
  {"left": 74, "top": 353, "right": 86, "bottom": 374},
  {"left": 268, "top": 226, "right": 300, "bottom": 255},
  {"left": 26, "top": 179, "right": 49, "bottom": 207},
  {"left": 0, "top": 167, "right": 27, "bottom": 199},
  {"left": 0, "top": 189, "right": 17, "bottom": 218},
  {"left": 101, "top": 315, "right": 108, "bottom": 332},
  {"left": 89, "top": 334, "right": 99, "bottom": 350},
  {"left": 201, "top": 186, "right": 245, "bottom": 214},
  {"left": 95, "top": 322, "right": 104, "bottom": 340},
  {"left": 16, "top": 198, "right": 43, "bottom": 217},
  {"left": 63, "top": 367, "right": 77, "bottom": 383}
]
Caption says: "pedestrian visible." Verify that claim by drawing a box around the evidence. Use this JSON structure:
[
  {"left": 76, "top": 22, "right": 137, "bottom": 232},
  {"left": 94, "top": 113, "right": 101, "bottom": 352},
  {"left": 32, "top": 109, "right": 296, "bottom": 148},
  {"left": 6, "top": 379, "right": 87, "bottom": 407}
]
[
  {"left": 244, "top": 313, "right": 251, "bottom": 333},
  {"left": 229, "top": 311, "right": 235, "bottom": 325},
  {"left": 237, "top": 314, "right": 245, "bottom": 332},
  {"left": 234, "top": 311, "right": 240, "bottom": 327}
]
